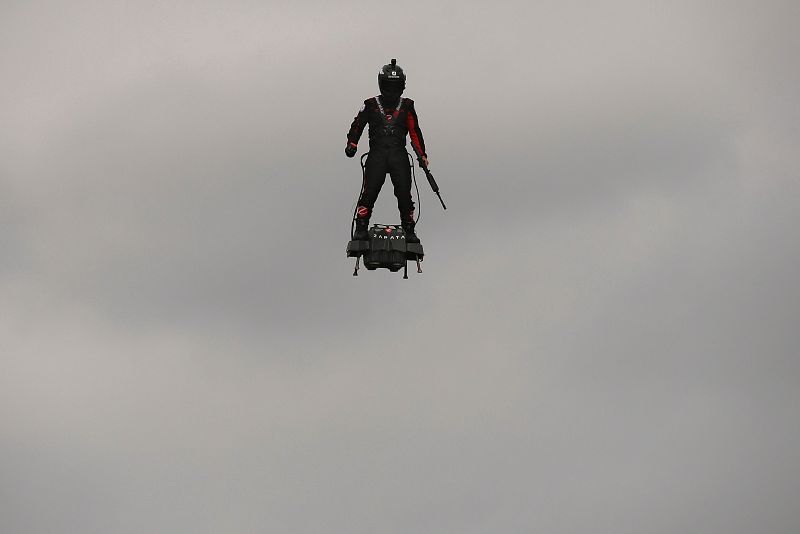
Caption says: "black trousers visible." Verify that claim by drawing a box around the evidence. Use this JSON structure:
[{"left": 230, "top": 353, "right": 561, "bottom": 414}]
[{"left": 357, "top": 148, "right": 414, "bottom": 222}]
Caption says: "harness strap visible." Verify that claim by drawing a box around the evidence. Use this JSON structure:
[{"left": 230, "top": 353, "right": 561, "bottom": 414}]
[{"left": 374, "top": 96, "right": 404, "bottom": 129}]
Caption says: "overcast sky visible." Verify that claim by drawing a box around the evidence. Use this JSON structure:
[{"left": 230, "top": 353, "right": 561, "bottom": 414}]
[{"left": 2, "top": 1, "right": 799, "bottom": 533}]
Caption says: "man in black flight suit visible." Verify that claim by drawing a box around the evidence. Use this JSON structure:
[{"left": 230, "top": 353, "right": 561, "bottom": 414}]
[{"left": 345, "top": 59, "right": 429, "bottom": 243}]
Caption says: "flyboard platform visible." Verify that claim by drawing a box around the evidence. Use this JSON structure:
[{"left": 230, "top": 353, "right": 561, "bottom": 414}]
[{"left": 347, "top": 224, "right": 424, "bottom": 279}]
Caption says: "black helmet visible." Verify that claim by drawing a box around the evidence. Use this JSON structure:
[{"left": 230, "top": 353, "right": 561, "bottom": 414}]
[{"left": 378, "top": 58, "right": 406, "bottom": 99}]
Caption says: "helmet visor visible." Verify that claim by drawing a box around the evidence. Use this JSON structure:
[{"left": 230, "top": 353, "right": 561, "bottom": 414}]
[{"left": 379, "top": 78, "right": 405, "bottom": 95}]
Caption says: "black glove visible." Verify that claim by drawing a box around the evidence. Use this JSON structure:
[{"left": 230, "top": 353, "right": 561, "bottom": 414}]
[{"left": 345, "top": 143, "right": 357, "bottom": 158}]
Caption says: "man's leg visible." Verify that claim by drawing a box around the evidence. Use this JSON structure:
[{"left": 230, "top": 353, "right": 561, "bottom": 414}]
[
  {"left": 387, "top": 149, "right": 419, "bottom": 242},
  {"left": 354, "top": 151, "right": 387, "bottom": 239}
]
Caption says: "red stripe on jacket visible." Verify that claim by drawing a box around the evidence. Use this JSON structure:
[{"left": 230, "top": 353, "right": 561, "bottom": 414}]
[{"left": 407, "top": 111, "right": 425, "bottom": 157}]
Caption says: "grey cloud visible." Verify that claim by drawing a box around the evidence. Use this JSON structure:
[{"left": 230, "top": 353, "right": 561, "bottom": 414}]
[{"left": 2, "top": 1, "right": 799, "bottom": 533}]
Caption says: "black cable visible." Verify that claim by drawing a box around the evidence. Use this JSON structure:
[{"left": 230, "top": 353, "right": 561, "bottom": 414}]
[{"left": 407, "top": 151, "right": 421, "bottom": 225}]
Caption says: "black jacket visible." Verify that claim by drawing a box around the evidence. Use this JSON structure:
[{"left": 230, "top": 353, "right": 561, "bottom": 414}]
[{"left": 347, "top": 96, "right": 427, "bottom": 157}]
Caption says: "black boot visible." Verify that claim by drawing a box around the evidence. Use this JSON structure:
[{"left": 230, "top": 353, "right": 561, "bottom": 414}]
[
  {"left": 353, "top": 218, "right": 370, "bottom": 241},
  {"left": 402, "top": 220, "right": 420, "bottom": 243}
]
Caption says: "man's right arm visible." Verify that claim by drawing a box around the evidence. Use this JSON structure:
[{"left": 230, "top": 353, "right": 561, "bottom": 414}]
[{"left": 345, "top": 101, "right": 369, "bottom": 157}]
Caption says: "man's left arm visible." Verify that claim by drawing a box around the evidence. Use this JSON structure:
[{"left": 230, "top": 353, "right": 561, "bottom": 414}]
[{"left": 406, "top": 100, "right": 429, "bottom": 166}]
